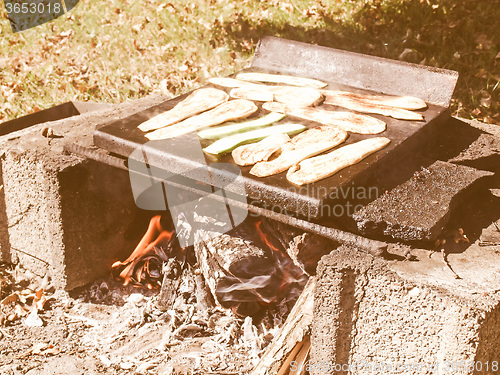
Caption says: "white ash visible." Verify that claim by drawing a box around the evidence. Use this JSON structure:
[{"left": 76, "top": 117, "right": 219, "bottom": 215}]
[{"left": 54, "top": 274, "right": 299, "bottom": 374}]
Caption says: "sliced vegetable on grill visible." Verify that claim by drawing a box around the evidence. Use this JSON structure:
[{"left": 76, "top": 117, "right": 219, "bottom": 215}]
[
  {"left": 229, "top": 86, "right": 274, "bottom": 102},
  {"left": 262, "top": 102, "right": 386, "bottom": 134},
  {"left": 203, "top": 123, "right": 306, "bottom": 155},
  {"left": 271, "top": 86, "right": 324, "bottom": 107},
  {"left": 145, "top": 99, "right": 258, "bottom": 140},
  {"left": 232, "top": 133, "right": 291, "bottom": 166},
  {"left": 138, "top": 88, "right": 229, "bottom": 132},
  {"left": 323, "top": 93, "right": 424, "bottom": 121},
  {"left": 287, "top": 137, "right": 391, "bottom": 185},
  {"left": 236, "top": 72, "right": 327, "bottom": 89},
  {"left": 198, "top": 112, "right": 286, "bottom": 140},
  {"left": 229, "top": 85, "right": 324, "bottom": 107},
  {"left": 250, "top": 126, "right": 348, "bottom": 177},
  {"left": 322, "top": 90, "right": 427, "bottom": 110},
  {"left": 208, "top": 77, "right": 258, "bottom": 88}
]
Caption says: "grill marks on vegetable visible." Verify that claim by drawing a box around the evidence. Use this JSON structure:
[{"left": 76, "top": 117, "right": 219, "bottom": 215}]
[
  {"left": 262, "top": 102, "right": 387, "bottom": 135},
  {"left": 249, "top": 126, "right": 348, "bottom": 178},
  {"left": 287, "top": 137, "right": 392, "bottom": 186},
  {"left": 232, "top": 133, "right": 291, "bottom": 166}
]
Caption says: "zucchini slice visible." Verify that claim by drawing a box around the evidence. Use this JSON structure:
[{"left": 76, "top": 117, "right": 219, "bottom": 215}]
[
  {"left": 203, "top": 123, "right": 306, "bottom": 155},
  {"left": 197, "top": 112, "right": 285, "bottom": 140}
]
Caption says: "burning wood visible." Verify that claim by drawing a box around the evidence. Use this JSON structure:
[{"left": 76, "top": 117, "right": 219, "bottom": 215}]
[
  {"left": 111, "top": 215, "right": 181, "bottom": 289},
  {"left": 193, "top": 215, "right": 307, "bottom": 316},
  {"left": 113, "top": 214, "right": 308, "bottom": 317}
]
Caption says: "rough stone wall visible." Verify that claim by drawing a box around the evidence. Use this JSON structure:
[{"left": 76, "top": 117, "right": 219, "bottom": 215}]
[
  {"left": 1, "top": 150, "right": 70, "bottom": 287},
  {"left": 0, "top": 95, "right": 168, "bottom": 289},
  {"left": 312, "top": 247, "right": 500, "bottom": 375}
]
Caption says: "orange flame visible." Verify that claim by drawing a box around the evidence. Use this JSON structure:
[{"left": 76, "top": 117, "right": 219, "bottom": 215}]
[
  {"left": 254, "top": 220, "right": 302, "bottom": 297},
  {"left": 112, "top": 215, "right": 175, "bottom": 287},
  {"left": 255, "top": 221, "right": 281, "bottom": 253}
]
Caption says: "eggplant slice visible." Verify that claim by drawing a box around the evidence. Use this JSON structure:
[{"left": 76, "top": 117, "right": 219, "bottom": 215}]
[
  {"left": 232, "top": 133, "right": 291, "bottom": 166},
  {"left": 323, "top": 94, "right": 424, "bottom": 121},
  {"left": 250, "top": 126, "right": 348, "bottom": 177},
  {"left": 235, "top": 72, "right": 327, "bottom": 89},
  {"left": 138, "top": 88, "right": 229, "bottom": 132},
  {"left": 145, "top": 99, "right": 258, "bottom": 140},
  {"left": 287, "top": 137, "right": 391, "bottom": 185},
  {"left": 262, "top": 102, "right": 386, "bottom": 135}
]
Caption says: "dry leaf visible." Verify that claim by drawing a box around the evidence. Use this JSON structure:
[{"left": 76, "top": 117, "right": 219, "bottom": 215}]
[
  {"left": 44, "top": 346, "right": 60, "bottom": 356},
  {"left": 475, "top": 34, "right": 493, "bottom": 50},
  {"left": 1, "top": 292, "right": 19, "bottom": 305},
  {"left": 35, "top": 295, "right": 47, "bottom": 311},
  {"left": 15, "top": 304, "right": 28, "bottom": 316},
  {"left": 35, "top": 288, "right": 43, "bottom": 300}
]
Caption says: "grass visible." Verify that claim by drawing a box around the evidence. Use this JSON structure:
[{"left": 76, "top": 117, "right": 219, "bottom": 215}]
[{"left": 0, "top": 0, "right": 499, "bottom": 124}]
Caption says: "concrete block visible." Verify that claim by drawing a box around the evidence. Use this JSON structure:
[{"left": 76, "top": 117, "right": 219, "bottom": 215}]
[
  {"left": 311, "top": 245, "right": 500, "bottom": 375},
  {"left": 353, "top": 161, "right": 492, "bottom": 241},
  {"left": 0, "top": 95, "right": 168, "bottom": 289}
]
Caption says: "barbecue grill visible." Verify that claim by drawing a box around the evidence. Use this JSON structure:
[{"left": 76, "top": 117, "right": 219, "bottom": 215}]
[{"left": 66, "top": 36, "right": 460, "bottom": 255}]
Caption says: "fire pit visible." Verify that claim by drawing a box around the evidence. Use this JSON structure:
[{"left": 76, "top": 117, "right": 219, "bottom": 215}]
[{"left": 0, "top": 37, "right": 498, "bottom": 374}]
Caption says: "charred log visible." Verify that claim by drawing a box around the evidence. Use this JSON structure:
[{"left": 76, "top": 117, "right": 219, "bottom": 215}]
[
  {"left": 157, "top": 258, "right": 183, "bottom": 311},
  {"left": 261, "top": 218, "right": 340, "bottom": 276},
  {"left": 194, "top": 268, "right": 215, "bottom": 313},
  {"left": 192, "top": 214, "right": 307, "bottom": 317}
]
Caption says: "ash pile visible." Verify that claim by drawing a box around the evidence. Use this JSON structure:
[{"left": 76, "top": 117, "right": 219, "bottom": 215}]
[{"left": 109, "top": 209, "right": 325, "bottom": 374}]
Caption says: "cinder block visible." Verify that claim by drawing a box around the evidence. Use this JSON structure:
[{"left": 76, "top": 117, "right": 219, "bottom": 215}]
[
  {"left": 0, "top": 95, "right": 168, "bottom": 289},
  {"left": 311, "top": 246, "right": 500, "bottom": 375},
  {"left": 353, "top": 161, "right": 492, "bottom": 241}
]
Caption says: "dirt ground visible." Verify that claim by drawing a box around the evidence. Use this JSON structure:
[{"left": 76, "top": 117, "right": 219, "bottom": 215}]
[{"left": 0, "top": 264, "right": 286, "bottom": 375}]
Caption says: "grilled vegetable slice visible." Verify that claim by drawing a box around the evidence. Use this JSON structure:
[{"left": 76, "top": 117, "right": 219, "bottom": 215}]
[
  {"left": 322, "top": 90, "right": 427, "bottom": 110},
  {"left": 249, "top": 126, "right": 348, "bottom": 177},
  {"left": 271, "top": 86, "right": 324, "bottom": 107},
  {"left": 145, "top": 99, "right": 258, "bottom": 140},
  {"left": 232, "top": 133, "right": 291, "bottom": 166},
  {"left": 236, "top": 72, "right": 327, "bottom": 89},
  {"left": 229, "top": 86, "right": 324, "bottom": 107},
  {"left": 198, "top": 112, "right": 286, "bottom": 140},
  {"left": 208, "top": 77, "right": 257, "bottom": 88},
  {"left": 262, "top": 102, "right": 386, "bottom": 134},
  {"left": 323, "top": 94, "right": 424, "bottom": 121},
  {"left": 287, "top": 137, "right": 391, "bottom": 185},
  {"left": 203, "top": 123, "right": 306, "bottom": 155},
  {"left": 138, "top": 88, "right": 229, "bottom": 132},
  {"left": 229, "top": 86, "right": 274, "bottom": 102}
]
